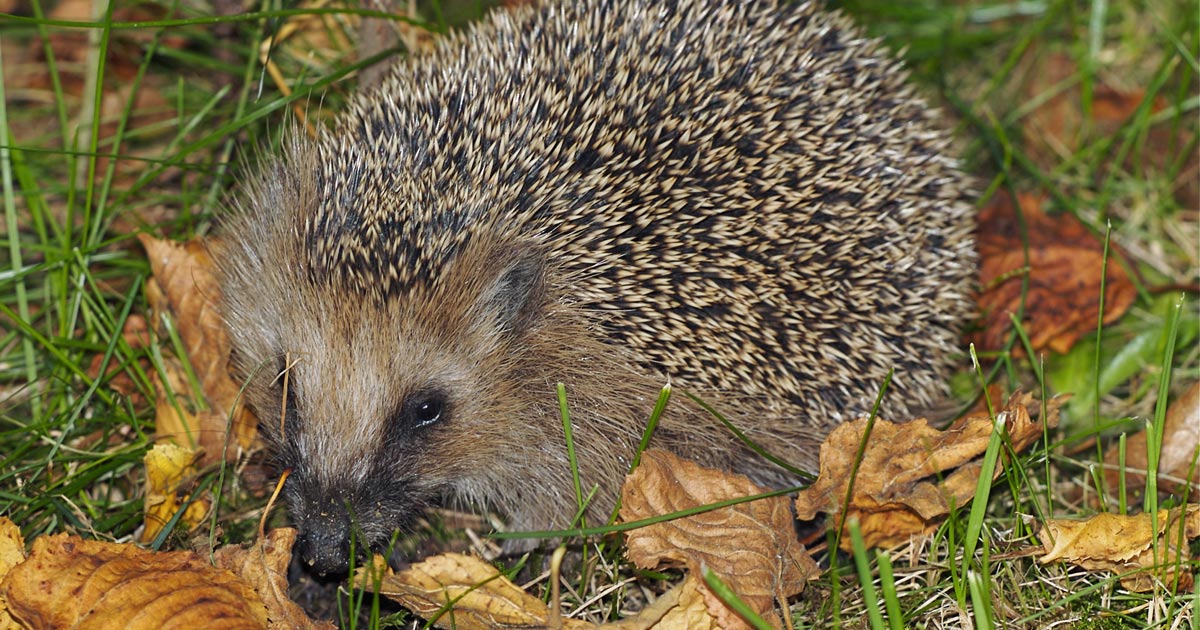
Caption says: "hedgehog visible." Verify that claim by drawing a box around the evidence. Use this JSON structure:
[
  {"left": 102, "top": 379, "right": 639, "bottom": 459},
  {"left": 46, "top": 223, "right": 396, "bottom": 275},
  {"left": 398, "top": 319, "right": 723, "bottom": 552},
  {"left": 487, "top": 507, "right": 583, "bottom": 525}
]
[{"left": 218, "top": 0, "right": 976, "bottom": 576}]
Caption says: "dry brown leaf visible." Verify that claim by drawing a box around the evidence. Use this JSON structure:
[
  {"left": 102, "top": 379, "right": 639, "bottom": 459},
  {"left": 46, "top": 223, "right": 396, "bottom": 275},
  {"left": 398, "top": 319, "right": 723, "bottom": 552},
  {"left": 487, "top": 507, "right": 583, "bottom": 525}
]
[
  {"left": 651, "top": 576, "right": 720, "bottom": 630},
  {"left": 214, "top": 528, "right": 335, "bottom": 630},
  {"left": 140, "top": 234, "right": 258, "bottom": 463},
  {"left": 795, "top": 392, "right": 1059, "bottom": 550},
  {"left": 0, "top": 533, "right": 267, "bottom": 630},
  {"left": 0, "top": 520, "right": 24, "bottom": 580},
  {"left": 975, "top": 191, "right": 1136, "bottom": 354},
  {"left": 1104, "top": 381, "right": 1200, "bottom": 500},
  {"left": 0, "top": 519, "right": 25, "bottom": 630},
  {"left": 620, "top": 449, "right": 817, "bottom": 630},
  {"left": 141, "top": 442, "right": 210, "bottom": 544},
  {"left": 1017, "top": 50, "right": 1200, "bottom": 203},
  {"left": 364, "top": 552, "right": 594, "bottom": 629},
  {"left": 153, "top": 390, "right": 201, "bottom": 450},
  {"left": 1037, "top": 505, "right": 1200, "bottom": 592}
]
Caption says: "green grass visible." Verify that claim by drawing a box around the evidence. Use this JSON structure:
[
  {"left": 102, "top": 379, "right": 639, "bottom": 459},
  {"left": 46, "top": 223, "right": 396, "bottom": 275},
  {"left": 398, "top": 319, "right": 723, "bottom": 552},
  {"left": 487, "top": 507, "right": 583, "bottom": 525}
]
[{"left": 1, "top": 0, "right": 1198, "bottom": 628}]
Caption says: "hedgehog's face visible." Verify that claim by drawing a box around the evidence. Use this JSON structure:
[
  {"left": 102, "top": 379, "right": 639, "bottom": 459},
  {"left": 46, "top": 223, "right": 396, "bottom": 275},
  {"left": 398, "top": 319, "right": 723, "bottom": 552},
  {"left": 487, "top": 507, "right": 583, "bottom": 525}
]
[{"left": 222, "top": 232, "right": 550, "bottom": 576}]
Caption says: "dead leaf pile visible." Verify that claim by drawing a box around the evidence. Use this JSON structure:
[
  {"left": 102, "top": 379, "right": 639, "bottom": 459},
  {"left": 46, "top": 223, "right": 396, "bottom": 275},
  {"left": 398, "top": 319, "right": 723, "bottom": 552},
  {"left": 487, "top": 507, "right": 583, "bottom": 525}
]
[
  {"left": 0, "top": 520, "right": 25, "bottom": 629},
  {"left": 214, "top": 529, "right": 336, "bottom": 630},
  {"left": 1036, "top": 505, "right": 1200, "bottom": 592},
  {"left": 975, "top": 191, "right": 1136, "bottom": 354},
  {"left": 796, "top": 392, "right": 1060, "bottom": 549}
]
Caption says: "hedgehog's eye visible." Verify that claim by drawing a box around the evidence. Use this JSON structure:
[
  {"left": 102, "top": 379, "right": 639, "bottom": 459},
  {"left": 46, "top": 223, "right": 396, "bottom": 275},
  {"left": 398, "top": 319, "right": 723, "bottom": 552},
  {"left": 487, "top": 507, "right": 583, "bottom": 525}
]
[{"left": 403, "top": 390, "right": 448, "bottom": 429}]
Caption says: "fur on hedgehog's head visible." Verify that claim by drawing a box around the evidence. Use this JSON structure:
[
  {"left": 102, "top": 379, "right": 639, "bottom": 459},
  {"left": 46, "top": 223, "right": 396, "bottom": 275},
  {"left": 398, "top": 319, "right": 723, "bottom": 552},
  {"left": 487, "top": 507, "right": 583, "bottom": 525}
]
[{"left": 219, "top": 138, "right": 572, "bottom": 575}]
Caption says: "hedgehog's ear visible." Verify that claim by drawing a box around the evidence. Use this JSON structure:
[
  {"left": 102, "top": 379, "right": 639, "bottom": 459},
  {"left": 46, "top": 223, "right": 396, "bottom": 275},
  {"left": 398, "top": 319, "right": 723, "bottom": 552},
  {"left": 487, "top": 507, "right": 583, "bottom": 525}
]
[{"left": 476, "top": 246, "right": 547, "bottom": 339}]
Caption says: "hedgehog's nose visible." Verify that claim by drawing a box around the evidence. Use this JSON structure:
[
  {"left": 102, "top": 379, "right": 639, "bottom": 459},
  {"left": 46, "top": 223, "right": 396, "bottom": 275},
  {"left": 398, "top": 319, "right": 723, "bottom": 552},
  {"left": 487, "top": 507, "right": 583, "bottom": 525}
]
[{"left": 296, "top": 512, "right": 364, "bottom": 577}]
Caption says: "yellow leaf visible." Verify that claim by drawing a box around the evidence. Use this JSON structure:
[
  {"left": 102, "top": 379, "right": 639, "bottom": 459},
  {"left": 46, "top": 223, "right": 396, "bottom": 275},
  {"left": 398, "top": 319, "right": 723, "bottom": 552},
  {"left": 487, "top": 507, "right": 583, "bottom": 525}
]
[
  {"left": 1037, "top": 505, "right": 1200, "bottom": 592},
  {"left": 653, "top": 577, "right": 720, "bottom": 630},
  {"left": 0, "top": 518, "right": 25, "bottom": 630},
  {"left": 142, "top": 442, "right": 209, "bottom": 543}
]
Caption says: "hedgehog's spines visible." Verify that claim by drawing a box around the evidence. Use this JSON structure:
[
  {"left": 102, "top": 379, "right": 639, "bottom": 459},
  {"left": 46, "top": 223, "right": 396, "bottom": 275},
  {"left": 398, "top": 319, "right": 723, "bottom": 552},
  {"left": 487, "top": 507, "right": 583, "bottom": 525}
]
[{"left": 219, "top": 0, "right": 976, "bottom": 575}]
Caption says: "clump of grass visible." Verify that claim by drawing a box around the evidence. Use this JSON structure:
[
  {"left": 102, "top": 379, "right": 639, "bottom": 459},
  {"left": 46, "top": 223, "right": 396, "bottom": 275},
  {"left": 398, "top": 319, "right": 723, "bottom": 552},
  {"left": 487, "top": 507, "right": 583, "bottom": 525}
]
[
  {"left": 0, "top": 0, "right": 367, "bottom": 544},
  {"left": 1, "top": 0, "right": 1195, "bottom": 628}
]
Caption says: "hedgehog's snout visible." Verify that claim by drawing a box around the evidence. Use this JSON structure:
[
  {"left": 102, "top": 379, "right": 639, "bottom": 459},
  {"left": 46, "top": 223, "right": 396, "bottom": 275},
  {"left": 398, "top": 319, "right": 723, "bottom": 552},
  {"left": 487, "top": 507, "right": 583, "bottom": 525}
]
[
  {"left": 296, "top": 513, "right": 361, "bottom": 577},
  {"left": 290, "top": 483, "right": 372, "bottom": 577}
]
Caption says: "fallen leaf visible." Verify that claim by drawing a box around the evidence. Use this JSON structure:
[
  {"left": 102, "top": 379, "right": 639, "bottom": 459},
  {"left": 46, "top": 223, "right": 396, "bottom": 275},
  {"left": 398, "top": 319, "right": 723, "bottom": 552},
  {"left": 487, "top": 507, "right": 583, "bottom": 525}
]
[
  {"left": 363, "top": 552, "right": 594, "bottom": 629},
  {"left": 1104, "top": 381, "right": 1200, "bottom": 500},
  {"left": 653, "top": 576, "right": 719, "bottom": 630},
  {"left": 975, "top": 191, "right": 1137, "bottom": 354},
  {"left": 0, "top": 520, "right": 25, "bottom": 578},
  {"left": 0, "top": 519, "right": 25, "bottom": 630},
  {"left": 620, "top": 449, "right": 818, "bottom": 630},
  {"left": 142, "top": 442, "right": 210, "bottom": 544},
  {"left": 214, "top": 528, "right": 335, "bottom": 630},
  {"left": 152, "top": 370, "right": 239, "bottom": 464},
  {"left": 140, "top": 234, "right": 258, "bottom": 463},
  {"left": 795, "top": 392, "right": 1060, "bottom": 550},
  {"left": 153, "top": 387, "right": 201, "bottom": 450},
  {"left": 0, "top": 533, "right": 267, "bottom": 629},
  {"left": 1036, "top": 505, "right": 1200, "bottom": 592}
]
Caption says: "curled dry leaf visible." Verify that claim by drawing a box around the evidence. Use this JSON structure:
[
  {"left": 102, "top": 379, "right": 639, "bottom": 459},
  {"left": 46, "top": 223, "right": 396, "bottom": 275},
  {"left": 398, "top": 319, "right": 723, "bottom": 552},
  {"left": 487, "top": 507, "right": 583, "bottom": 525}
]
[
  {"left": 139, "top": 234, "right": 258, "bottom": 463},
  {"left": 0, "top": 518, "right": 25, "bottom": 630},
  {"left": 795, "top": 392, "right": 1060, "bottom": 550},
  {"left": 214, "top": 528, "right": 335, "bottom": 630},
  {"left": 975, "top": 191, "right": 1136, "bottom": 354},
  {"left": 651, "top": 577, "right": 720, "bottom": 630},
  {"left": 363, "top": 552, "right": 594, "bottom": 630},
  {"left": 619, "top": 449, "right": 817, "bottom": 630},
  {"left": 0, "top": 533, "right": 267, "bottom": 630},
  {"left": 1036, "top": 505, "right": 1200, "bottom": 592},
  {"left": 1104, "top": 381, "right": 1200, "bottom": 500},
  {"left": 0, "top": 519, "right": 24, "bottom": 579},
  {"left": 142, "top": 442, "right": 210, "bottom": 544}
]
